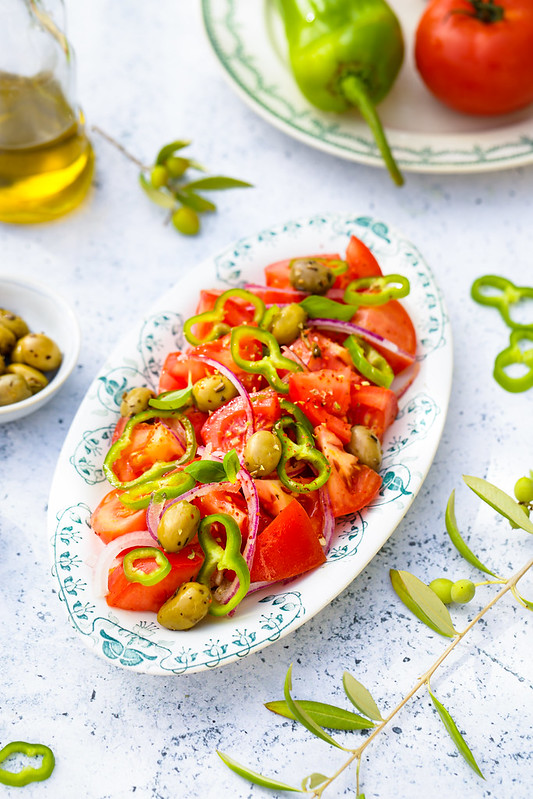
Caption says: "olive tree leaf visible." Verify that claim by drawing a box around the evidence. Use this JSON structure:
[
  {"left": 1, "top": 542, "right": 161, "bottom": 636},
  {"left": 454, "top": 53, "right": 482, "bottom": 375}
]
[
  {"left": 463, "top": 475, "right": 533, "bottom": 534},
  {"left": 510, "top": 585, "right": 533, "bottom": 610},
  {"left": 284, "top": 664, "right": 347, "bottom": 750},
  {"left": 301, "top": 773, "right": 329, "bottom": 791},
  {"left": 427, "top": 686, "right": 484, "bottom": 779},
  {"left": 342, "top": 672, "right": 383, "bottom": 722},
  {"left": 390, "top": 569, "right": 457, "bottom": 638},
  {"left": 265, "top": 700, "right": 375, "bottom": 730},
  {"left": 445, "top": 490, "right": 499, "bottom": 577},
  {"left": 155, "top": 140, "right": 191, "bottom": 164},
  {"left": 175, "top": 190, "right": 217, "bottom": 213},
  {"left": 217, "top": 751, "right": 302, "bottom": 792},
  {"left": 182, "top": 176, "right": 253, "bottom": 191},
  {"left": 139, "top": 173, "right": 176, "bottom": 209}
]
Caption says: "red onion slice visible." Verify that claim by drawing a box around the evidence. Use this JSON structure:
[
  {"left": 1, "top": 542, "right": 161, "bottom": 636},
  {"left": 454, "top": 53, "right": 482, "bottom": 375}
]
[
  {"left": 319, "top": 485, "right": 336, "bottom": 553},
  {"left": 93, "top": 531, "right": 156, "bottom": 598},
  {"left": 214, "top": 465, "right": 259, "bottom": 610},
  {"left": 189, "top": 354, "right": 254, "bottom": 438},
  {"left": 160, "top": 418, "right": 186, "bottom": 449},
  {"left": 307, "top": 318, "right": 415, "bottom": 362}
]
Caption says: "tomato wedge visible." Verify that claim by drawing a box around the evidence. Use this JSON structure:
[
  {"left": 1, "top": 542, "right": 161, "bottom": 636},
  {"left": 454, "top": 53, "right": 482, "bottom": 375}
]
[
  {"left": 90, "top": 488, "right": 148, "bottom": 545},
  {"left": 201, "top": 389, "right": 281, "bottom": 454},
  {"left": 110, "top": 421, "right": 185, "bottom": 484},
  {"left": 350, "top": 384, "right": 398, "bottom": 440},
  {"left": 250, "top": 499, "right": 326, "bottom": 582},
  {"left": 352, "top": 300, "right": 416, "bottom": 374}
]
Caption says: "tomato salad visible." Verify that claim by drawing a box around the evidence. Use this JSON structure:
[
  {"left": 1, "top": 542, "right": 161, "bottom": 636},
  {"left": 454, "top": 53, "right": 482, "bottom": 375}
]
[{"left": 90, "top": 236, "right": 418, "bottom": 631}]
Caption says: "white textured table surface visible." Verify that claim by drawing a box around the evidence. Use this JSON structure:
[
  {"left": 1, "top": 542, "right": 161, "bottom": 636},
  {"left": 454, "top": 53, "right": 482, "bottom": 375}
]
[{"left": 1, "top": 3, "right": 532, "bottom": 798}]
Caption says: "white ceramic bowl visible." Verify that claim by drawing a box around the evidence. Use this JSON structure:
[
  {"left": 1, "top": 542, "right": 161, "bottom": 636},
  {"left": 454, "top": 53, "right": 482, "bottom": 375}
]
[{"left": 0, "top": 276, "right": 80, "bottom": 423}]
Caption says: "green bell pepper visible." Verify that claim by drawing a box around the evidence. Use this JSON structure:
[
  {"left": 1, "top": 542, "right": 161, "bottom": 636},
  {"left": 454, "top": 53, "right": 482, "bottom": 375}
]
[
  {"left": 197, "top": 513, "right": 250, "bottom": 615},
  {"left": 277, "top": 0, "right": 405, "bottom": 185},
  {"left": 273, "top": 416, "right": 331, "bottom": 493},
  {"left": 0, "top": 741, "right": 55, "bottom": 787}
]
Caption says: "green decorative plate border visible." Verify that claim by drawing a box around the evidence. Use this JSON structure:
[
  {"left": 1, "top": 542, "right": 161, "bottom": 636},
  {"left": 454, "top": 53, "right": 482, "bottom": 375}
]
[
  {"left": 48, "top": 213, "right": 452, "bottom": 674},
  {"left": 201, "top": 0, "right": 533, "bottom": 174}
]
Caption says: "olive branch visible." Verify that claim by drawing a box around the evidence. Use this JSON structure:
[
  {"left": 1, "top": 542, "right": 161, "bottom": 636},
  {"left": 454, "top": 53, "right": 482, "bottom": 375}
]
[{"left": 217, "top": 472, "right": 533, "bottom": 797}]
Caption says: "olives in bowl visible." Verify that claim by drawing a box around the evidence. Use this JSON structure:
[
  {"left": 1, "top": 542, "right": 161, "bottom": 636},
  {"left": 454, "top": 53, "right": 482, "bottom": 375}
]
[{"left": 0, "top": 277, "right": 80, "bottom": 423}]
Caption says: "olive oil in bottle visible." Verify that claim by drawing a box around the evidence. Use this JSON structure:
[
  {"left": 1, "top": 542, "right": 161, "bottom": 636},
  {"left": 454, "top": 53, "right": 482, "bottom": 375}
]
[{"left": 0, "top": 70, "right": 94, "bottom": 223}]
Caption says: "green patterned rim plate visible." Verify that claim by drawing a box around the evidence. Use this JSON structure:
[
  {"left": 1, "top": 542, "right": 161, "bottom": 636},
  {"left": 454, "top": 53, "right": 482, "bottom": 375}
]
[
  {"left": 201, "top": 0, "right": 533, "bottom": 174},
  {"left": 48, "top": 213, "right": 452, "bottom": 674}
]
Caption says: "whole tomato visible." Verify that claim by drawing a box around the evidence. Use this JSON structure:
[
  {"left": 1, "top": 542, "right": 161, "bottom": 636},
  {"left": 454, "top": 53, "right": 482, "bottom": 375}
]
[{"left": 414, "top": 0, "right": 533, "bottom": 115}]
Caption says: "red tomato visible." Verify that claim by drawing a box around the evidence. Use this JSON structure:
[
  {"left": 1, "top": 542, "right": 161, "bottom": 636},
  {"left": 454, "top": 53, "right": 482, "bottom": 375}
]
[
  {"left": 289, "top": 369, "right": 353, "bottom": 443},
  {"left": 193, "top": 490, "right": 248, "bottom": 537},
  {"left": 192, "top": 289, "right": 259, "bottom": 341},
  {"left": 350, "top": 384, "right": 398, "bottom": 440},
  {"left": 255, "top": 479, "right": 294, "bottom": 516},
  {"left": 159, "top": 351, "right": 207, "bottom": 392},
  {"left": 245, "top": 285, "right": 306, "bottom": 304},
  {"left": 90, "top": 488, "right": 147, "bottom": 545},
  {"left": 289, "top": 330, "right": 354, "bottom": 372},
  {"left": 111, "top": 415, "right": 128, "bottom": 444},
  {"left": 106, "top": 544, "right": 204, "bottom": 612},
  {"left": 110, "top": 421, "right": 185, "bottom": 483},
  {"left": 345, "top": 236, "right": 383, "bottom": 280},
  {"left": 315, "top": 425, "right": 382, "bottom": 518},
  {"left": 415, "top": 0, "right": 533, "bottom": 115},
  {"left": 201, "top": 389, "right": 281, "bottom": 454},
  {"left": 264, "top": 253, "right": 340, "bottom": 289},
  {"left": 352, "top": 300, "right": 416, "bottom": 374},
  {"left": 250, "top": 499, "right": 326, "bottom": 582}
]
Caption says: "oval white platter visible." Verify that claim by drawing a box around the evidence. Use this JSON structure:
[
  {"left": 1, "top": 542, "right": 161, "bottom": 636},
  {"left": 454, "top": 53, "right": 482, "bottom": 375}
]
[
  {"left": 48, "top": 213, "right": 452, "bottom": 675},
  {"left": 201, "top": 0, "right": 533, "bottom": 174}
]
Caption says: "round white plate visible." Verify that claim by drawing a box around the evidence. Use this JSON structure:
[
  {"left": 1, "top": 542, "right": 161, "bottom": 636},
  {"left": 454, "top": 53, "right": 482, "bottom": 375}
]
[
  {"left": 201, "top": 0, "right": 533, "bottom": 174},
  {"left": 48, "top": 213, "right": 452, "bottom": 674}
]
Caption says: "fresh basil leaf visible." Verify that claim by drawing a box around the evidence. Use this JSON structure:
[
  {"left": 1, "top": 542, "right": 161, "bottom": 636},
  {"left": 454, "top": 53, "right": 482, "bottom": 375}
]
[
  {"left": 284, "top": 664, "right": 346, "bottom": 750},
  {"left": 463, "top": 475, "right": 533, "bottom": 533},
  {"left": 155, "top": 140, "right": 191, "bottom": 165},
  {"left": 511, "top": 585, "right": 533, "bottom": 610},
  {"left": 342, "top": 672, "right": 383, "bottom": 722},
  {"left": 445, "top": 490, "right": 499, "bottom": 577},
  {"left": 302, "top": 773, "right": 328, "bottom": 791},
  {"left": 427, "top": 686, "right": 484, "bottom": 779},
  {"left": 149, "top": 386, "right": 193, "bottom": 411},
  {"left": 184, "top": 460, "right": 226, "bottom": 484},
  {"left": 390, "top": 570, "right": 457, "bottom": 638},
  {"left": 223, "top": 449, "right": 241, "bottom": 483},
  {"left": 217, "top": 751, "right": 301, "bottom": 792},
  {"left": 265, "top": 700, "right": 375, "bottom": 730},
  {"left": 139, "top": 173, "right": 176, "bottom": 209},
  {"left": 299, "top": 295, "right": 357, "bottom": 321},
  {"left": 175, "top": 190, "right": 217, "bottom": 213},
  {"left": 182, "top": 176, "right": 253, "bottom": 191}
]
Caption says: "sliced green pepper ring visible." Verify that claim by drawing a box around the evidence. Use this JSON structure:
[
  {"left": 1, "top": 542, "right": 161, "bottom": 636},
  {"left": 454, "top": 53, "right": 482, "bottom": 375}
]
[
  {"left": 123, "top": 547, "right": 171, "bottom": 586},
  {"left": 0, "top": 741, "right": 55, "bottom": 787},
  {"left": 119, "top": 471, "right": 195, "bottom": 510},
  {"left": 273, "top": 415, "right": 331, "bottom": 493},
  {"left": 471, "top": 274, "right": 533, "bottom": 330},
  {"left": 279, "top": 398, "right": 314, "bottom": 435},
  {"left": 493, "top": 330, "right": 533, "bottom": 393},
  {"left": 345, "top": 334, "right": 394, "bottom": 388},
  {"left": 230, "top": 325, "right": 302, "bottom": 394},
  {"left": 103, "top": 410, "right": 196, "bottom": 491},
  {"left": 183, "top": 288, "right": 266, "bottom": 346},
  {"left": 197, "top": 512, "right": 250, "bottom": 616},
  {"left": 344, "top": 273, "right": 410, "bottom": 306}
]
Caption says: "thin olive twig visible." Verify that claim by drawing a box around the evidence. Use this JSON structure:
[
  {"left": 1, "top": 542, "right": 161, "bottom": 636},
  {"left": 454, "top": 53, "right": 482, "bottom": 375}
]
[
  {"left": 312, "top": 555, "right": 533, "bottom": 797},
  {"left": 91, "top": 125, "right": 149, "bottom": 170}
]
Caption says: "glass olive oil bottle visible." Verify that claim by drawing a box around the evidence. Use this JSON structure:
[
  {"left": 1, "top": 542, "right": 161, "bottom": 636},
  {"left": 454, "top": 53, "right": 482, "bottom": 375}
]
[{"left": 0, "top": 1, "right": 94, "bottom": 223}]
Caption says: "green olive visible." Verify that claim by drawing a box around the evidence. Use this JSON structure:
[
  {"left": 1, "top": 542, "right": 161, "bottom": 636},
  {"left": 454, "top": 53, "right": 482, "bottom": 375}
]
[
  {"left": 157, "top": 581, "right": 212, "bottom": 630},
  {"left": 346, "top": 425, "right": 382, "bottom": 471},
  {"left": 166, "top": 156, "right": 189, "bottom": 178},
  {"left": 120, "top": 386, "right": 155, "bottom": 417},
  {"left": 0, "top": 373, "right": 32, "bottom": 405},
  {"left": 289, "top": 258, "right": 336, "bottom": 295},
  {"left": 0, "top": 323, "right": 16, "bottom": 356},
  {"left": 11, "top": 333, "right": 62, "bottom": 372},
  {"left": 243, "top": 430, "right": 282, "bottom": 477},
  {"left": 0, "top": 309, "right": 29, "bottom": 338},
  {"left": 270, "top": 303, "right": 307, "bottom": 346},
  {"left": 192, "top": 374, "right": 238, "bottom": 413},
  {"left": 0, "top": 354, "right": 5, "bottom": 375},
  {"left": 514, "top": 476, "right": 533, "bottom": 505},
  {"left": 6, "top": 363, "right": 48, "bottom": 394},
  {"left": 157, "top": 500, "right": 200, "bottom": 553},
  {"left": 450, "top": 579, "right": 476, "bottom": 604},
  {"left": 172, "top": 207, "right": 200, "bottom": 236},
  {"left": 150, "top": 165, "right": 168, "bottom": 189},
  {"left": 428, "top": 578, "right": 454, "bottom": 605}
]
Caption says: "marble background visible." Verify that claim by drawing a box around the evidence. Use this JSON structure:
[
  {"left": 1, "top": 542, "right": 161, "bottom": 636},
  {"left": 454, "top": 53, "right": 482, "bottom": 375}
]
[{"left": 1, "top": 2, "right": 532, "bottom": 798}]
